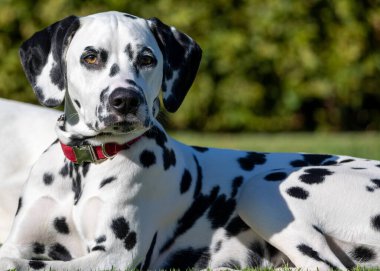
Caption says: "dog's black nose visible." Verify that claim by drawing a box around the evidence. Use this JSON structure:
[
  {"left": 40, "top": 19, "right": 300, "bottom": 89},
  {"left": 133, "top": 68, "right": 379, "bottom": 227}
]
[{"left": 109, "top": 88, "right": 142, "bottom": 115}]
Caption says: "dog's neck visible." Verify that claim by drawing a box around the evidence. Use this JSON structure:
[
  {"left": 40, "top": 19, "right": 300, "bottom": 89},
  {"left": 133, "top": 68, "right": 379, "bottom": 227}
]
[{"left": 55, "top": 114, "right": 169, "bottom": 164}]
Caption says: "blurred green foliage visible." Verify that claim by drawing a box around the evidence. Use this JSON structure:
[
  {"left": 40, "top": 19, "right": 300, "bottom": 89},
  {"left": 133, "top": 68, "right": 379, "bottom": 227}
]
[{"left": 0, "top": 0, "right": 380, "bottom": 132}]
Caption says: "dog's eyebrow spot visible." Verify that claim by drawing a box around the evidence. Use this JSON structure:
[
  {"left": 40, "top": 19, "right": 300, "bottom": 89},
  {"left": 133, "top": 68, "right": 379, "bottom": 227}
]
[
  {"left": 109, "top": 64, "right": 120, "bottom": 77},
  {"left": 125, "top": 44, "right": 134, "bottom": 60},
  {"left": 100, "top": 49, "right": 108, "bottom": 64}
]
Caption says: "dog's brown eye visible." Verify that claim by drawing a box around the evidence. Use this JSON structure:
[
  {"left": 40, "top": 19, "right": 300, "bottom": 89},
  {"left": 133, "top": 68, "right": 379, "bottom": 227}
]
[
  {"left": 84, "top": 55, "right": 98, "bottom": 64},
  {"left": 139, "top": 55, "right": 154, "bottom": 66}
]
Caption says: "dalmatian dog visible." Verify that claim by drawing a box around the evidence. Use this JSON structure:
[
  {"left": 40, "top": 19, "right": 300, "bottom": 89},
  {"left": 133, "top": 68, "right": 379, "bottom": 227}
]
[
  {"left": 0, "top": 98, "right": 59, "bottom": 242},
  {"left": 0, "top": 11, "right": 380, "bottom": 271}
]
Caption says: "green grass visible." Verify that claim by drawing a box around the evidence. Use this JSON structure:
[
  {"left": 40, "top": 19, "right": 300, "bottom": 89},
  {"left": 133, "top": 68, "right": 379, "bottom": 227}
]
[{"left": 169, "top": 131, "right": 380, "bottom": 160}]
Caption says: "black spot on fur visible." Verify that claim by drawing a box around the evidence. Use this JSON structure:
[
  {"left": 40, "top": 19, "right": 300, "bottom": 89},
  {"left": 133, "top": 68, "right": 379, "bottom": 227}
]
[
  {"left": 304, "top": 154, "right": 333, "bottom": 165},
  {"left": 50, "top": 64, "right": 65, "bottom": 90},
  {"left": 162, "top": 247, "right": 209, "bottom": 270},
  {"left": 367, "top": 179, "right": 380, "bottom": 192},
  {"left": 286, "top": 186, "right": 309, "bottom": 200},
  {"left": 371, "top": 215, "right": 380, "bottom": 231},
  {"left": 207, "top": 194, "right": 236, "bottom": 229},
  {"left": 15, "top": 197, "right": 22, "bottom": 216},
  {"left": 48, "top": 243, "right": 72, "bottom": 261},
  {"left": 111, "top": 217, "right": 129, "bottom": 239},
  {"left": 145, "top": 126, "right": 168, "bottom": 147},
  {"left": 350, "top": 246, "right": 376, "bottom": 262},
  {"left": 99, "top": 176, "right": 117, "bottom": 189},
  {"left": 109, "top": 63, "right": 120, "bottom": 77},
  {"left": 265, "top": 172, "right": 288, "bottom": 181},
  {"left": 72, "top": 170, "right": 82, "bottom": 205},
  {"left": 238, "top": 152, "right": 267, "bottom": 171},
  {"left": 371, "top": 179, "right": 380, "bottom": 187},
  {"left": 82, "top": 162, "right": 90, "bottom": 177},
  {"left": 299, "top": 168, "right": 333, "bottom": 185},
  {"left": 163, "top": 147, "right": 176, "bottom": 170},
  {"left": 35, "top": 87, "right": 56, "bottom": 106},
  {"left": 323, "top": 160, "right": 337, "bottom": 166},
  {"left": 160, "top": 186, "right": 219, "bottom": 253},
  {"left": 352, "top": 167, "right": 366, "bottom": 170},
  {"left": 297, "top": 244, "right": 337, "bottom": 269},
  {"left": 180, "top": 169, "right": 192, "bottom": 194},
  {"left": 192, "top": 146, "right": 209, "bottom": 153},
  {"left": 74, "top": 99, "right": 81, "bottom": 108},
  {"left": 59, "top": 163, "right": 69, "bottom": 177},
  {"left": 33, "top": 242, "right": 45, "bottom": 254},
  {"left": 29, "top": 260, "right": 46, "bottom": 270},
  {"left": 231, "top": 176, "right": 243, "bottom": 198},
  {"left": 95, "top": 235, "right": 106, "bottom": 243},
  {"left": 340, "top": 159, "right": 355, "bottom": 164},
  {"left": 53, "top": 217, "right": 70, "bottom": 234},
  {"left": 140, "top": 150, "right": 156, "bottom": 168},
  {"left": 214, "top": 240, "right": 222, "bottom": 253},
  {"left": 43, "top": 172, "right": 54, "bottom": 185},
  {"left": 367, "top": 186, "right": 375, "bottom": 192},
  {"left": 100, "top": 49, "right": 108, "bottom": 65},
  {"left": 376, "top": 164, "right": 380, "bottom": 168},
  {"left": 142, "top": 232, "right": 157, "bottom": 270},
  {"left": 290, "top": 160, "right": 308, "bottom": 167},
  {"left": 225, "top": 216, "right": 250, "bottom": 237},
  {"left": 125, "top": 43, "right": 134, "bottom": 60},
  {"left": 92, "top": 245, "right": 106, "bottom": 252},
  {"left": 193, "top": 155, "right": 203, "bottom": 198},
  {"left": 291, "top": 154, "right": 334, "bottom": 167},
  {"left": 124, "top": 231, "right": 137, "bottom": 250}
]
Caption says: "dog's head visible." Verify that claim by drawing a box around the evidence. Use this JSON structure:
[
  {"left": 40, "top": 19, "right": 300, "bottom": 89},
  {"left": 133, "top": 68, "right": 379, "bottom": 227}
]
[{"left": 19, "top": 11, "right": 201, "bottom": 144}]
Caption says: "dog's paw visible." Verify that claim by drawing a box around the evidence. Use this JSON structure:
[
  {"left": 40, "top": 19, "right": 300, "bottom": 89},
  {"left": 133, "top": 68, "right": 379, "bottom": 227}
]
[{"left": 0, "top": 257, "right": 17, "bottom": 271}]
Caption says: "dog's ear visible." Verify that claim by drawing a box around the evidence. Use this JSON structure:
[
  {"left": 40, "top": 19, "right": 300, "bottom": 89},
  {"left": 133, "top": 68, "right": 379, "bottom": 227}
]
[
  {"left": 148, "top": 18, "right": 202, "bottom": 113},
  {"left": 19, "top": 16, "right": 80, "bottom": 107}
]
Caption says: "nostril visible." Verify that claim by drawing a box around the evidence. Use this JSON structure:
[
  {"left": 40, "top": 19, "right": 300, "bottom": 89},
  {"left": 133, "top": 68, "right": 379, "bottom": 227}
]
[
  {"left": 112, "top": 97, "right": 125, "bottom": 109},
  {"left": 129, "top": 97, "right": 140, "bottom": 108}
]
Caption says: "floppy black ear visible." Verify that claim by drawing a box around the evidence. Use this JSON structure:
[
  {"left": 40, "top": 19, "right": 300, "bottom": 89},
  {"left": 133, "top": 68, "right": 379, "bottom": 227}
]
[
  {"left": 19, "top": 15, "right": 80, "bottom": 107},
  {"left": 148, "top": 18, "right": 202, "bottom": 113}
]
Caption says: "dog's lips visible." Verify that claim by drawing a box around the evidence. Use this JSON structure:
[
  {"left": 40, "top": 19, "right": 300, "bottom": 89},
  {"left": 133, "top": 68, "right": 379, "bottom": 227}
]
[{"left": 94, "top": 120, "right": 144, "bottom": 137}]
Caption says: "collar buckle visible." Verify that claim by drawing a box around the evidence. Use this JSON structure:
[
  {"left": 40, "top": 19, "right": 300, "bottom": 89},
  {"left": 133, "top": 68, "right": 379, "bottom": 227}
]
[
  {"left": 101, "top": 144, "right": 117, "bottom": 159},
  {"left": 72, "top": 145, "right": 106, "bottom": 164}
]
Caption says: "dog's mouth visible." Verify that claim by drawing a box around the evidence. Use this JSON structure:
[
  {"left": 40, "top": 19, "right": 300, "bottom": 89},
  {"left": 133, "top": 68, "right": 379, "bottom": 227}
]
[
  {"left": 90, "top": 118, "right": 152, "bottom": 139},
  {"left": 97, "top": 121, "right": 139, "bottom": 136}
]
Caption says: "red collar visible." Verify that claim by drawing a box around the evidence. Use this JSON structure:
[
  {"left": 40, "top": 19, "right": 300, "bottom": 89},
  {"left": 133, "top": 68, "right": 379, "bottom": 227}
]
[{"left": 60, "top": 135, "right": 143, "bottom": 164}]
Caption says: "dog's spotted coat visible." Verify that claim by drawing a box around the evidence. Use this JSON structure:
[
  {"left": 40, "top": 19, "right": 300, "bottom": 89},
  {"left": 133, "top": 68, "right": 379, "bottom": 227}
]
[{"left": 0, "top": 11, "right": 380, "bottom": 270}]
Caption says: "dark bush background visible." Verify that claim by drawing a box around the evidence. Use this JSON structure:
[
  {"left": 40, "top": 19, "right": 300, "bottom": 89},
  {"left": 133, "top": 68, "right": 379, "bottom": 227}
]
[{"left": 1, "top": 0, "right": 380, "bottom": 132}]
